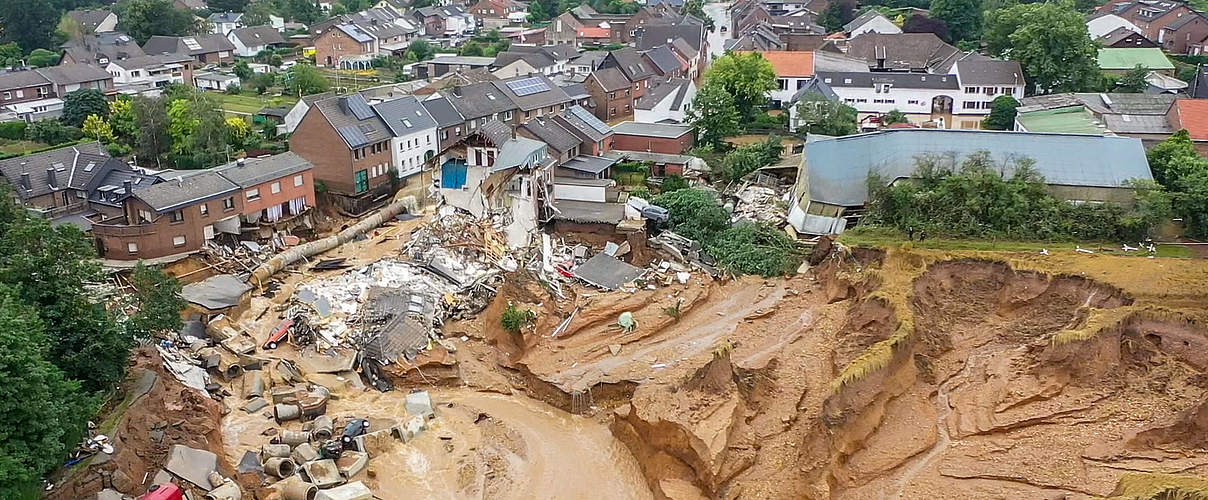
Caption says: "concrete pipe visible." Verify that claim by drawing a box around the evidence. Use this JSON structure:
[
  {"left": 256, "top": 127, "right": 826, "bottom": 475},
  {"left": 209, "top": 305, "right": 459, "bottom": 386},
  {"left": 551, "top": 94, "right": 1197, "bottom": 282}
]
[
  {"left": 246, "top": 372, "right": 266, "bottom": 399},
  {"left": 280, "top": 478, "right": 318, "bottom": 500},
  {"left": 218, "top": 359, "right": 244, "bottom": 381},
  {"left": 291, "top": 442, "right": 320, "bottom": 464},
  {"left": 264, "top": 457, "right": 298, "bottom": 479},
  {"left": 205, "top": 481, "right": 242, "bottom": 500},
  {"left": 262, "top": 443, "right": 292, "bottom": 458},
  {"left": 274, "top": 404, "right": 302, "bottom": 423},
  {"left": 248, "top": 194, "right": 412, "bottom": 288},
  {"left": 277, "top": 430, "right": 310, "bottom": 447},
  {"left": 310, "top": 415, "right": 333, "bottom": 442}
]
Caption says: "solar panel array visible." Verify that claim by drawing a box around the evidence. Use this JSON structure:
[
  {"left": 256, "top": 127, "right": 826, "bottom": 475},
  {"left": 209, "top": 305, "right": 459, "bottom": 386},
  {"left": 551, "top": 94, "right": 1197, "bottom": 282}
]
[
  {"left": 182, "top": 37, "right": 202, "bottom": 51},
  {"left": 506, "top": 77, "right": 550, "bottom": 97},
  {"left": 337, "top": 125, "right": 370, "bottom": 148},
  {"left": 347, "top": 95, "right": 376, "bottom": 120},
  {"left": 567, "top": 106, "right": 611, "bottom": 135}
]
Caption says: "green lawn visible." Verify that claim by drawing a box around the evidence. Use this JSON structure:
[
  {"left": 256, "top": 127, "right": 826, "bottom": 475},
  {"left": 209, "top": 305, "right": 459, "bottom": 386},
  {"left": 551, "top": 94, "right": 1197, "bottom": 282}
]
[
  {"left": 839, "top": 227, "right": 1199, "bottom": 258},
  {"left": 0, "top": 138, "right": 53, "bottom": 156},
  {"left": 213, "top": 92, "right": 299, "bottom": 115}
]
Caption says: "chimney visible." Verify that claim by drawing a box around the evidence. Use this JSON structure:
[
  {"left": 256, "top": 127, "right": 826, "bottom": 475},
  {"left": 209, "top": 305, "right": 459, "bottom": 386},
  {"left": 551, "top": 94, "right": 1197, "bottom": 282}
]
[
  {"left": 20, "top": 172, "right": 30, "bottom": 190},
  {"left": 338, "top": 96, "right": 349, "bottom": 113},
  {"left": 46, "top": 167, "right": 56, "bottom": 189},
  {"left": 123, "top": 180, "right": 133, "bottom": 194},
  {"left": 237, "top": 158, "right": 246, "bottom": 167}
]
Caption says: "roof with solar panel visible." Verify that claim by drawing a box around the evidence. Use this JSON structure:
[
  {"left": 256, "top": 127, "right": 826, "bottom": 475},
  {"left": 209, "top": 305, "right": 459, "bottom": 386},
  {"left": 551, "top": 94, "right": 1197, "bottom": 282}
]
[
  {"left": 143, "top": 34, "right": 234, "bottom": 56},
  {"left": 492, "top": 75, "right": 573, "bottom": 111},
  {"left": 555, "top": 105, "right": 613, "bottom": 142},
  {"left": 313, "top": 94, "right": 392, "bottom": 149}
]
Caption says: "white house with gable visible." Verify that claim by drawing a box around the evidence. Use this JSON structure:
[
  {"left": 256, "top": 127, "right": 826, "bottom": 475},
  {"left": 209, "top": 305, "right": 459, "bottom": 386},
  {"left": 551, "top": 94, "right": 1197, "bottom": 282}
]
[{"left": 372, "top": 96, "right": 440, "bottom": 179}]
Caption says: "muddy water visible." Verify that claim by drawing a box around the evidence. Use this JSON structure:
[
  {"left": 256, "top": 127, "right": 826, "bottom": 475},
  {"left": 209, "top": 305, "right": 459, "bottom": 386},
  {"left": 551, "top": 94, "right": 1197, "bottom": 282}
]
[{"left": 221, "top": 387, "right": 652, "bottom": 500}]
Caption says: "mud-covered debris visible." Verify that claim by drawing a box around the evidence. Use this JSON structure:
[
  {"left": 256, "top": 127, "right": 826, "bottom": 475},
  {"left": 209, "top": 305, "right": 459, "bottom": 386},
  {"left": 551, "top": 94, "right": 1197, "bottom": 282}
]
[{"left": 164, "top": 444, "right": 219, "bottom": 490}]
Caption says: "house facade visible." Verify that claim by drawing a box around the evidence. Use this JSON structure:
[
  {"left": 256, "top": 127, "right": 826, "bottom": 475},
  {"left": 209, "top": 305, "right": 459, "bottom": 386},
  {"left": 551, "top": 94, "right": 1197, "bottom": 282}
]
[
  {"left": 373, "top": 96, "right": 439, "bottom": 179},
  {"left": 314, "top": 24, "right": 377, "bottom": 68},
  {"left": 142, "top": 35, "right": 235, "bottom": 64},
  {"left": 290, "top": 94, "right": 395, "bottom": 213},
  {"left": 227, "top": 26, "right": 285, "bottom": 58},
  {"left": 610, "top": 122, "right": 693, "bottom": 153}
]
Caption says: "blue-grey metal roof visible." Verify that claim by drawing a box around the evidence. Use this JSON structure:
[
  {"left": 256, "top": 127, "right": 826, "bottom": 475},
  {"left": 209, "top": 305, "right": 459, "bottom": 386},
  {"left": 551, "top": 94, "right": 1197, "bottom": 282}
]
[
  {"left": 346, "top": 93, "right": 375, "bottom": 120},
  {"left": 493, "top": 137, "right": 546, "bottom": 172},
  {"left": 805, "top": 129, "right": 1154, "bottom": 207},
  {"left": 372, "top": 95, "right": 438, "bottom": 136}
]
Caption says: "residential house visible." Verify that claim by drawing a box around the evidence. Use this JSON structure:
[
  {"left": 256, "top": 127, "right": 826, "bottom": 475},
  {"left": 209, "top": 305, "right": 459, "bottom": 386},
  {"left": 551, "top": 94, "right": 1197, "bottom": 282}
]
[
  {"left": 506, "top": 28, "right": 548, "bottom": 45},
  {"left": 605, "top": 150, "right": 692, "bottom": 177},
  {"left": 787, "top": 129, "right": 1154, "bottom": 235},
  {"left": 1167, "top": 98, "right": 1208, "bottom": 155},
  {"left": 511, "top": 44, "right": 577, "bottom": 73},
  {"left": 471, "top": 0, "right": 528, "bottom": 28},
  {"left": 569, "top": 51, "right": 607, "bottom": 75},
  {"left": 767, "top": 16, "right": 826, "bottom": 35},
  {"left": 290, "top": 94, "right": 395, "bottom": 213},
  {"left": 1087, "top": 12, "right": 1144, "bottom": 39},
  {"left": 492, "top": 51, "right": 560, "bottom": 78},
  {"left": 554, "top": 105, "right": 614, "bottom": 155},
  {"left": 843, "top": 11, "right": 902, "bottom": 36},
  {"left": 314, "top": 24, "right": 377, "bottom": 68},
  {"left": 343, "top": 8, "right": 422, "bottom": 54},
  {"left": 444, "top": 80, "right": 520, "bottom": 134},
  {"left": 634, "top": 22, "right": 709, "bottom": 74},
  {"left": 0, "top": 70, "right": 58, "bottom": 112},
  {"left": 373, "top": 95, "right": 439, "bottom": 180},
  {"left": 173, "top": 0, "right": 207, "bottom": 10},
  {"left": 1097, "top": 0, "right": 1208, "bottom": 54},
  {"left": 634, "top": 78, "right": 695, "bottom": 124},
  {"left": 1097, "top": 26, "right": 1160, "bottom": 48},
  {"left": 422, "top": 55, "right": 495, "bottom": 79},
  {"left": 668, "top": 38, "right": 703, "bottom": 79},
  {"left": 209, "top": 12, "right": 243, "bottom": 35},
  {"left": 576, "top": 26, "right": 612, "bottom": 47},
  {"left": 67, "top": 9, "right": 119, "bottom": 34},
  {"left": 106, "top": 54, "right": 195, "bottom": 93},
  {"left": 420, "top": 95, "right": 468, "bottom": 153},
  {"left": 60, "top": 32, "right": 145, "bottom": 66},
  {"left": 227, "top": 26, "right": 286, "bottom": 58},
  {"left": 91, "top": 153, "right": 316, "bottom": 260},
  {"left": 550, "top": 155, "right": 620, "bottom": 204},
  {"left": 492, "top": 74, "right": 574, "bottom": 122},
  {"left": 599, "top": 47, "right": 655, "bottom": 101},
  {"left": 1098, "top": 47, "right": 1176, "bottom": 75},
  {"left": 282, "top": 91, "right": 337, "bottom": 134},
  {"left": 519, "top": 117, "right": 585, "bottom": 164},
  {"left": 0, "top": 65, "right": 114, "bottom": 121},
  {"left": 1015, "top": 92, "right": 1183, "bottom": 147},
  {"left": 744, "top": 50, "right": 865, "bottom": 108},
  {"left": 546, "top": 12, "right": 584, "bottom": 45},
  {"left": 1158, "top": 11, "right": 1208, "bottom": 54},
  {"left": 412, "top": 68, "right": 497, "bottom": 94},
  {"left": 412, "top": 5, "right": 475, "bottom": 37},
  {"left": 643, "top": 45, "right": 688, "bottom": 78},
  {"left": 610, "top": 121, "right": 693, "bottom": 153},
  {"left": 839, "top": 32, "right": 960, "bottom": 72},
  {"left": 143, "top": 35, "right": 236, "bottom": 64},
  {"left": 0, "top": 142, "right": 126, "bottom": 218},
  {"left": 560, "top": 83, "right": 592, "bottom": 108},
  {"left": 585, "top": 66, "right": 636, "bottom": 120}
]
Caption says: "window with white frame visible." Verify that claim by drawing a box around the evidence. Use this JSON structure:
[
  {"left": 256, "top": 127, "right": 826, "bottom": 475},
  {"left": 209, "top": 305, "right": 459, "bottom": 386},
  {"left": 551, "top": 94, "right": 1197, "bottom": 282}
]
[
  {"left": 294, "top": 174, "right": 304, "bottom": 187},
  {"left": 127, "top": 242, "right": 138, "bottom": 253},
  {"left": 246, "top": 188, "right": 260, "bottom": 200},
  {"left": 199, "top": 203, "right": 208, "bottom": 217},
  {"left": 271, "top": 182, "right": 281, "bottom": 194},
  {"left": 173, "top": 235, "right": 186, "bottom": 247}
]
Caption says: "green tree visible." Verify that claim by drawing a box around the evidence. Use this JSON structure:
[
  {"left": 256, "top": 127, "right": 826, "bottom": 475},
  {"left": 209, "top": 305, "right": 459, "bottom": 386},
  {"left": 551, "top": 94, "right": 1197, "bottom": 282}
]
[
  {"left": 686, "top": 83, "right": 741, "bottom": 148},
  {"left": 133, "top": 95, "right": 172, "bottom": 165},
  {"left": 683, "top": 0, "right": 714, "bottom": 30},
  {"left": 124, "top": 263, "right": 184, "bottom": 339},
  {"left": 708, "top": 222, "right": 802, "bottom": 277},
  {"left": 705, "top": 52, "right": 777, "bottom": 120},
  {"left": 0, "top": 285, "right": 95, "bottom": 497},
  {"left": 661, "top": 174, "right": 689, "bottom": 192},
  {"left": 882, "top": 109, "right": 908, "bottom": 125},
  {"left": 818, "top": 0, "right": 856, "bottom": 32},
  {"left": 26, "top": 119, "right": 83, "bottom": 145},
  {"left": 27, "top": 48, "right": 60, "bottom": 67},
  {"left": 0, "top": 0, "right": 62, "bottom": 51},
  {"left": 241, "top": 2, "right": 273, "bottom": 25},
  {"left": 280, "top": 0, "right": 322, "bottom": 24},
  {"left": 983, "top": 1, "right": 1100, "bottom": 94},
  {"left": 233, "top": 60, "right": 253, "bottom": 80},
  {"left": 1117, "top": 64, "right": 1150, "bottom": 92},
  {"left": 109, "top": 98, "right": 138, "bottom": 145},
  {"left": 82, "top": 114, "right": 115, "bottom": 142},
  {"left": 929, "top": 0, "right": 980, "bottom": 41},
  {"left": 651, "top": 188, "right": 730, "bottom": 243},
  {"left": 207, "top": 0, "right": 249, "bottom": 11},
  {"left": 115, "top": 0, "right": 202, "bottom": 44},
  {"left": 1148, "top": 130, "right": 1199, "bottom": 186},
  {"left": 408, "top": 39, "right": 434, "bottom": 61},
  {"left": 285, "top": 63, "right": 331, "bottom": 96},
  {"left": 794, "top": 92, "right": 858, "bottom": 136},
  {"left": 982, "top": 95, "right": 1020, "bottom": 130},
  {"left": 61, "top": 89, "right": 109, "bottom": 127},
  {"left": 0, "top": 43, "right": 23, "bottom": 67}
]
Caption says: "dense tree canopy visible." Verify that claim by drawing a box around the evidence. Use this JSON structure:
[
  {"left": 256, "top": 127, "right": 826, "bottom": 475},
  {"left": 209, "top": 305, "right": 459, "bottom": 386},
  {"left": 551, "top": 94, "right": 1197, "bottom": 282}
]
[
  {"left": 983, "top": 1, "right": 1100, "bottom": 94},
  {"left": 929, "top": 0, "right": 980, "bottom": 41},
  {"left": 1117, "top": 64, "right": 1150, "bottom": 93},
  {"left": 687, "top": 84, "right": 741, "bottom": 148},
  {"left": 62, "top": 89, "right": 110, "bottom": 128},
  {"left": 794, "top": 92, "right": 858, "bottom": 136},
  {"left": 285, "top": 64, "right": 331, "bottom": 96},
  {"left": 903, "top": 13, "right": 950, "bottom": 42},
  {"left": 115, "top": 0, "right": 204, "bottom": 44},
  {"left": 0, "top": 0, "right": 61, "bottom": 51},
  {"left": 982, "top": 95, "right": 1019, "bottom": 130},
  {"left": 705, "top": 52, "right": 777, "bottom": 120}
]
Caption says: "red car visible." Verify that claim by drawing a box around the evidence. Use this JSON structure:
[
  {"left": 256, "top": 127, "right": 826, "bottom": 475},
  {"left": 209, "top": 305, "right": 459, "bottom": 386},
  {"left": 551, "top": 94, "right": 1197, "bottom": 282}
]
[
  {"left": 262, "top": 318, "right": 295, "bottom": 350},
  {"left": 139, "top": 483, "right": 183, "bottom": 500}
]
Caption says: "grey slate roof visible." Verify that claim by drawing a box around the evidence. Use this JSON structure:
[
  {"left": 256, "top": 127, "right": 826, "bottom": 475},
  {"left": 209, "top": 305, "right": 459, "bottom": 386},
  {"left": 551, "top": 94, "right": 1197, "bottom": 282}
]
[
  {"left": 612, "top": 121, "right": 692, "bottom": 138},
  {"left": 335, "top": 24, "right": 375, "bottom": 44},
  {"left": 494, "top": 137, "right": 547, "bottom": 172},
  {"left": 420, "top": 96, "right": 466, "bottom": 128},
  {"left": 229, "top": 26, "right": 285, "bottom": 47},
  {"left": 805, "top": 129, "right": 1154, "bottom": 207},
  {"left": 0, "top": 142, "right": 118, "bottom": 200},
  {"left": 493, "top": 51, "right": 556, "bottom": 70},
  {"left": 816, "top": 71, "right": 959, "bottom": 90},
  {"left": 35, "top": 64, "right": 113, "bottom": 86},
  {"left": 953, "top": 55, "right": 1025, "bottom": 86},
  {"left": 208, "top": 12, "right": 243, "bottom": 24},
  {"left": 844, "top": 33, "right": 959, "bottom": 71},
  {"left": 789, "top": 77, "right": 839, "bottom": 103},
  {"left": 560, "top": 83, "right": 590, "bottom": 100},
  {"left": 559, "top": 155, "right": 617, "bottom": 174},
  {"left": 212, "top": 152, "right": 313, "bottom": 188},
  {"left": 0, "top": 70, "right": 52, "bottom": 92},
  {"left": 313, "top": 94, "right": 392, "bottom": 149},
  {"left": 1101, "top": 113, "right": 1173, "bottom": 134},
  {"left": 843, "top": 10, "right": 889, "bottom": 32},
  {"left": 68, "top": 9, "right": 115, "bottom": 32},
  {"left": 492, "top": 75, "right": 572, "bottom": 112},
  {"left": 143, "top": 35, "right": 235, "bottom": 56},
  {"left": 636, "top": 24, "right": 705, "bottom": 52},
  {"left": 1018, "top": 93, "right": 1176, "bottom": 115},
  {"left": 134, "top": 171, "right": 239, "bottom": 212},
  {"left": 643, "top": 45, "right": 683, "bottom": 75},
  {"left": 570, "top": 51, "right": 607, "bottom": 70},
  {"left": 636, "top": 78, "right": 689, "bottom": 110},
  {"left": 555, "top": 105, "right": 612, "bottom": 142},
  {"left": 590, "top": 67, "right": 630, "bottom": 92},
  {"left": 669, "top": 37, "right": 697, "bottom": 61},
  {"left": 372, "top": 95, "right": 438, "bottom": 136},
  {"left": 110, "top": 54, "right": 192, "bottom": 71},
  {"left": 60, "top": 33, "right": 145, "bottom": 65},
  {"left": 445, "top": 81, "right": 518, "bottom": 120},
  {"left": 520, "top": 118, "right": 582, "bottom": 154},
  {"left": 478, "top": 119, "right": 514, "bottom": 146},
  {"left": 1098, "top": 26, "right": 1149, "bottom": 45},
  {"left": 605, "top": 47, "right": 654, "bottom": 81}
]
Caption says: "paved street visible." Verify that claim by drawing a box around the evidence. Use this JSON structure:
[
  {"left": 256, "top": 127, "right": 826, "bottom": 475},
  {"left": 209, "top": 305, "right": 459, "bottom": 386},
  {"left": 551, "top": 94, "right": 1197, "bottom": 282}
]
[{"left": 704, "top": 1, "right": 732, "bottom": 61}]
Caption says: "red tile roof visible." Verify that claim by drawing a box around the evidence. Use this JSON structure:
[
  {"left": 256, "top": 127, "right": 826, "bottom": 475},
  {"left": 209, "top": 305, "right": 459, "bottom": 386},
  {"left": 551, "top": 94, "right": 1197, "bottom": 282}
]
[
  {"left": 1172, "top": 99, "right": 1208, "bottom": 140},
  {"left": 577, "top": 27, "right": 611, "bottom": 39},
  {"left": 738, "top": 50, "right": 815, "bottom": 78}
]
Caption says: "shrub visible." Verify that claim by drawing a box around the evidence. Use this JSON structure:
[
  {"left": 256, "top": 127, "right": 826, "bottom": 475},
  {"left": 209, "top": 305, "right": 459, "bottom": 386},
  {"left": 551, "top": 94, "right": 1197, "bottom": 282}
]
[
  {"left": 225, "top": 84, "right": 242, "bottom": 95},
  {"left": 26, "top": 120, "right": 83, "bottom": 145},
  {"left": 500, "top": 303, "right": 536, "bottom": 333},
  {"left": 652, "top": 188, "right": 804, "bottom": 276},
  {"left": 0, "top": 121, "right": 26, "bottom": 140},
  {"left": 661, "top": 174, "right": 688, "bottom": 192}
]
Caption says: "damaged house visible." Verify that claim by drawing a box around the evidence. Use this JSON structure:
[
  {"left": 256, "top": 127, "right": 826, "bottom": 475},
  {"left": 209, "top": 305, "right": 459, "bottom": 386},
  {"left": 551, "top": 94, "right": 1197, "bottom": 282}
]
[{"left": 89, "top": 152, "right": 315, "bottom": 261}]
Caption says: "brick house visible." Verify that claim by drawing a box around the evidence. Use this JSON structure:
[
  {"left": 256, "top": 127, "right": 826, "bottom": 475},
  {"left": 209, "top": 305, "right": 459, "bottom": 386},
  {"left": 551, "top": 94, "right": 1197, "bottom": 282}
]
[
  {"left": 553, "top": 105, "right": 614, "bottom": 156},
  {"left": 90, "top": 153, "right": 316, "bottom": 260},
  {"left": 1159, "top": 12, "right": 1208, "bottom": 54},
  {"left": 0, "top": 142, "right": 127, "bottom": 217},
  {"left": 546, "top": 12, "right": 584, "bottom": 45},
  {"left": 142, "top": 35, "right": 236, "bottom": 64},
  {"left": 599, "top": 47, "right": 654, "bottom": 101},
  {"left": 60, "top": 32, "right": 145, "bottom": 66},
  {"left": 470, "top": 0, "right": 527, "bottom": 27},
  {"left": 1097, "top": 27, "right": 1160, "bottom": 48},
  {"left": 610, "top": 121, "right": 694, "bottom": 154},
  {"left": 290, "top": 94, "right": 395, "bottom": 214},
  {"left": 585, "top": 67, "right": 635, "bottom": 121},
  {"left": 1097, "top": 0, "right": 1208, "bottom": 54},
  {"left": 314, "top": 24, "right": 377, "bottom": 68},
  {"left": 421, "top": 96, "right": 470, "bottom": 153},
  {"left": 0, "top": 65, "right": 114, "bottom": 121}
]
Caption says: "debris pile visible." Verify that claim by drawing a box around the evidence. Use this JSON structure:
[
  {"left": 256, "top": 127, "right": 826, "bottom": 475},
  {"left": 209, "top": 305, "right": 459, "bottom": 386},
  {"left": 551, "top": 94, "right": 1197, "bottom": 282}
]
[{"left": 730, "top": 184, "right": 788, "bottom": 223}]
